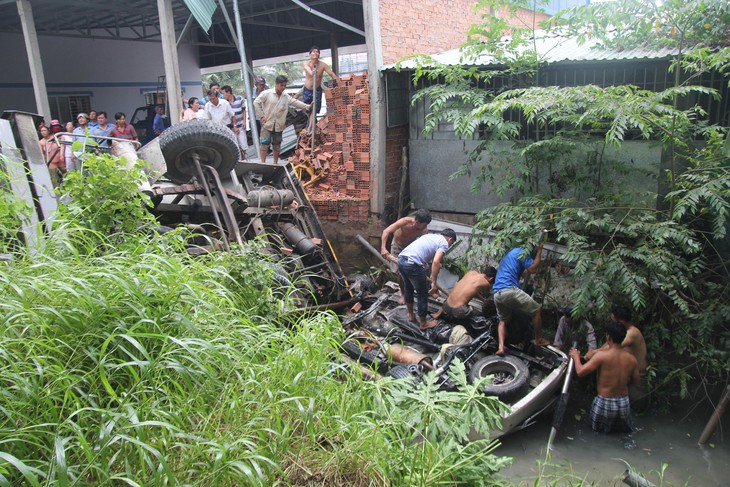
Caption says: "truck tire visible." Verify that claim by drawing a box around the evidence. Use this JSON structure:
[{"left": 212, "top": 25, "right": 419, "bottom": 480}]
[
  {"left": 468, "top": 354, "right": 529, "bottom": 401},
  {"left": 385, "top": 364, "right": 423, "bottom": 387},
  {"left": 159, "top": 119, "right": 239, "bottom": 184}
]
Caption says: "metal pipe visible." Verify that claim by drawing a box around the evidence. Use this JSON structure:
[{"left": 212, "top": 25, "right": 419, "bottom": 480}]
[
  {"left": 232, "top": 0, "right": 260, "bottom": 156},
  {"left": 310, "top": 55, "right": 317, "bottom": 151},
  {"left": 355, "top": 234, "right": 396, "bottom": 271},
  {"left": 176, "top": 14, "right": 194, "bottom": 47},
  {"left": 288, "top": 0, "right": 366, "bottom": 37}
]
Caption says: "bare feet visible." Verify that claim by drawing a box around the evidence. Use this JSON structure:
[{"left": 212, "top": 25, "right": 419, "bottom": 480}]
[
  {"left": 496, "top": 348, "right": 505, "bottom": 356},
  {"left": 399, "top": 296, "right": 406, "bottom": 305},
  {"left": 407, "top": 313, "right": 416, "bottom": 322},
  {"left": 432, "top": 308, "right": 443, "bottom": 319},
  {"left": 420, "top": 319, "right": 438, "bottom": 330}
]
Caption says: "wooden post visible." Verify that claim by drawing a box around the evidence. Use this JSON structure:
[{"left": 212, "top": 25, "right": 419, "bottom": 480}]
[{"left": 698, "top": 386, "right": 730, "bottom": 446}]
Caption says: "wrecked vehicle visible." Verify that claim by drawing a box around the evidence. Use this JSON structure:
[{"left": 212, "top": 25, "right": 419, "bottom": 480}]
[
  {"left": 1, "top": 110, "right": 565, "bottom": 440},
  {"left": 0, "top": 112, "right": 350, "bottom": 308},
  {"left": 339, "top": 283, "right": 569, "bottom": 440}
]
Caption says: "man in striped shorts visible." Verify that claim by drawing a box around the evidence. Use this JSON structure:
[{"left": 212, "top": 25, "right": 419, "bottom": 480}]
[{"left": 570, "top": 320, "right": 640, "bottom": 433}]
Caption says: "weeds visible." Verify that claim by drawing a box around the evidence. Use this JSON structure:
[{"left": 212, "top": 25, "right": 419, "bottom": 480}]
[{"left": 0, "top": 153, "right": 512, "bottom": 485}]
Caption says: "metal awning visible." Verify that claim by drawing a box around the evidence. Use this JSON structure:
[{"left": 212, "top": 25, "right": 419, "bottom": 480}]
[{"left": 0, "top": 0, "right": 365, "bottom": 68}]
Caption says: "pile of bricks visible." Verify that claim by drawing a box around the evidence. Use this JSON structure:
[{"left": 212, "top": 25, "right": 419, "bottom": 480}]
[{"left": 288, "top": 72, "right": 371, "bottom": 221}]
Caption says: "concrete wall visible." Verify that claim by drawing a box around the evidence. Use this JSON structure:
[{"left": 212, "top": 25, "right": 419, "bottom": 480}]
[
  {"left": 0, "top": 32, "right": 202, "bottom": 122},
  {"left": 409, "top": 139, "right": 662, "bottom": 214}
]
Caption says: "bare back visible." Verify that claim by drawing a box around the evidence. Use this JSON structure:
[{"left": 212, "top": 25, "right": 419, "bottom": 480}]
[
  {"left": 573, "top": 342, "right": 640, "bottom": 398},
  {"left": 446, "top": 270, "right": 491, "bottom": 308},
  {"left": 623, "top": 325, "right": 648, "bottom": 375}
]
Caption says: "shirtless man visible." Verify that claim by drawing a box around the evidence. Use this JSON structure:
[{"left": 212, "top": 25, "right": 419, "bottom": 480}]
[
  {"left": 570, "top": 321, "right": 640, "bottom": 433},
  {"left": 585, "top": 305, "right": 646, "bottom": 369},
  {"left": 434, "top": 266, "right": 497, "bottom": 320},
  {"left": 381, "top": 209, "right": 432, "bottom": 304},
  {"left": 303, "top": 45, "right": 340, "bottom": 135}
]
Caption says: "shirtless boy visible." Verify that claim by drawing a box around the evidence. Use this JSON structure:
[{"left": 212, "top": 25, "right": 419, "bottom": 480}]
[
  {"left": 570, "top": 320, "right": 640, "bottom": 433},
  {"left": 303, "top": 45, "right": 340, "bottom": 134},
  {"left": 381, "top": 209, "right": 432, "bottom": 304},
  {"left": 434, "top": 266, "right": 497, "bottom": 320}
]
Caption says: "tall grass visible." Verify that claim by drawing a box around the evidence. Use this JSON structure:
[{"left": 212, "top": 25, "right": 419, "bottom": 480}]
[{"left": 0, "top": 154, "right": 512, "bottom": 485}]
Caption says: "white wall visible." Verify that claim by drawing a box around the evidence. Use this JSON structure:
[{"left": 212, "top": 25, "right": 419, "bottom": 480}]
[{"left": 0, "top": 32, "right": 203, "bottom": 123}]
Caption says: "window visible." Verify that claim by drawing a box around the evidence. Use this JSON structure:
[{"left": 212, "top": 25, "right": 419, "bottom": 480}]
[{"left": 49, "top": 95, "right": 91, "bottom": 124}]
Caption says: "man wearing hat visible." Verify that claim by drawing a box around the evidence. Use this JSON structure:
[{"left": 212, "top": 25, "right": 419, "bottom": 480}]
[
  {"left": 70, "top": 113, "right": 91, "bottom": 170},
  {"left": 50, "top": 119, "right": 63, "bottom": 135},
  {"left": 553, "top": 304, "right": 597, "bottom": 355}
]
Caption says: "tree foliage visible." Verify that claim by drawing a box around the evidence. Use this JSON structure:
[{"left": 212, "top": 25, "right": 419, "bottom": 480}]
[{"left": 407, "top": 0, "right": 730, "bottom": 396}]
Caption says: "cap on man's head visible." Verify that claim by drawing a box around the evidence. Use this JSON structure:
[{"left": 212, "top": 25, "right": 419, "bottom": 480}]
[
  {"left": 77, "top": 113, "right": 88, "bottom": 120},
  {"left": 50, "top": 119, "right": 61, "bottom": 126},
  {"left": 255, "top": 76, "right": 265, "bottom": 85},
  {"left": 560, "top": 304, "right": 574, "bottom": 316}
]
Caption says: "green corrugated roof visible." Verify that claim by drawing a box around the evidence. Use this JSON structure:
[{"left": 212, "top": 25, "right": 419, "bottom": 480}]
[{"left": 182, "top": 0, "right": 217, "bottom": 33}]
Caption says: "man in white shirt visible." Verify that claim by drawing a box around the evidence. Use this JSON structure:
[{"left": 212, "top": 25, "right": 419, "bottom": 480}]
[
  {"left": 253, "top": 75, "right": 311, "bottom": 164},
  {"left": 204, "top": 89, "right": 236, "bottom": 130}
]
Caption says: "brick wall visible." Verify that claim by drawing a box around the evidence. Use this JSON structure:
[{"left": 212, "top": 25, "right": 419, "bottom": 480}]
[
  {"left": 378, "top": 0, "right": 550, "bottom": 65},
  {"left": 383, "top": 125, "right": 409, "bottom": 221}
]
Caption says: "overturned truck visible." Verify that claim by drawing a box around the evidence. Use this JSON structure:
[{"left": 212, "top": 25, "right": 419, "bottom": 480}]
[{"left": 0, "top": 111, "right": 350, "bottom": 307}]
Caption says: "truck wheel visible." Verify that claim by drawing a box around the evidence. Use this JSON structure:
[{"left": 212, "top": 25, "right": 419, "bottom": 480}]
[
  {"left": 159, "top": 119, "right": 239, "bottom": 184},
  {"left": 385, "top": 364, "right": 423, "bottom": 387},
  {"left": 468, "top": 354, "right": 529, "bottom": 401}
]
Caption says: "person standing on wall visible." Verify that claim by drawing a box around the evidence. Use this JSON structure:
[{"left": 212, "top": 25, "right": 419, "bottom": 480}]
[{"left": 302, "top": 46, "right": 339, "bottom": 135}]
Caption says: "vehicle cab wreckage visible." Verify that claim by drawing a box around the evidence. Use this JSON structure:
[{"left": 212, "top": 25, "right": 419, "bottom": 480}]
[{"left": 0, "top": 110, "right": 568, "bottom": 440}]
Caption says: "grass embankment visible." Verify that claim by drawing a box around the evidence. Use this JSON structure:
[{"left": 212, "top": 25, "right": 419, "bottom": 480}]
[
  {"left": 0, "top": 154, "right": 511, "bottom": 485},
  {"left": 0, "top": 237, "right": 511, "bottom": 486}
]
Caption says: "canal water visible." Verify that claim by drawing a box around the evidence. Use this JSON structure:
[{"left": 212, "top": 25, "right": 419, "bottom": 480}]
[
  {"left": 331, "top": 240, "right": 730, "bottom": 486},
  {"left": 495, "top": 391, "right": 730, "bottom": 486}
]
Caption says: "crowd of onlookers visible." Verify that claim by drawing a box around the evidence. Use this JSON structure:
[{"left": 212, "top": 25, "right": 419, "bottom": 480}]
[
  {"left": 37, "top": 68, "right": 305, "bottom": 187},
  {"left": 38, "top": 110, "right": 140, "bottom": 188},
  {"left": 179, "top": 76, "right": 270, "bottom": 160}
]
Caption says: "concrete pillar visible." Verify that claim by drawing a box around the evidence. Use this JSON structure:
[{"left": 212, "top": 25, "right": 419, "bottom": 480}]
[
  {"left": 330, "top": 33, "right": 339, "bottom": 75},
  {"left": 16, "top": 0, "right": 51, "bottom": 123},
  {"left": 363, "top": 0, "right": 385, "bottom": 216},
  {"left": 157, "top": 0, "right": 182, "bottom": 125}
]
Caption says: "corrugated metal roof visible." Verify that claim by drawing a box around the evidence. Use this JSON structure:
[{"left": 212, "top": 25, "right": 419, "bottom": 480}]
[{"left": 383, "top": 32, "right": 677, "bottom": 71}]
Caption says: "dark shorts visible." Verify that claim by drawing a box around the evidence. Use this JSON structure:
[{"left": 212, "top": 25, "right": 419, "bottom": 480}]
[
  {"left": 443, "top": 301, "right": 473, "bottom": 319},
  {"left": 590, "top": 395, "right": 635, "bottom": 433},
  {"left": 259, "top": 128, "right": 283, "bottom": 150},
  {"left": 302, "top": 87, "right": 323, "bottom": 111}
]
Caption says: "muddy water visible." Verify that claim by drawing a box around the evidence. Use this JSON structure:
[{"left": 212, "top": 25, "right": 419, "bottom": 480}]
[
  {"left": 331, "top": 241, "right": 730, "bottom": 486},
  {"left": 496, "top": 393, "right": 730, "bottom": 486}
]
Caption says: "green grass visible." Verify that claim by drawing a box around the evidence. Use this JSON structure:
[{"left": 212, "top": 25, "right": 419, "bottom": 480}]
[{"left": 0, "top": 154, "right": 514, "bottom": 485}]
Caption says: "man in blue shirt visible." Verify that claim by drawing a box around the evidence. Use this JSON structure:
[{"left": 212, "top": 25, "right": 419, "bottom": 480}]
[
  {"left": 397, "top": 228, "right": 457, "bottom": 330},
  {"left": 152, "top": 105, "right": 166, "bottom": 137},
  {"left": 492, "top": 243, "right": 550, "bottom": 355}
]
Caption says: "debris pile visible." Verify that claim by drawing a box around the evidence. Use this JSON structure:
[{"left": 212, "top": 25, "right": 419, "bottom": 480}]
[{"left": 288, "top": 72, "right": 370, "bottom": 221}]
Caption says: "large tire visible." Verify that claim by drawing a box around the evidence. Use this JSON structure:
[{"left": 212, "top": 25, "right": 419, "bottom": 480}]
[
  {"left": 468, "top": 354, "right": 529, "bottom": 401},
  {"left": 385, "top": 364, "right": 424, "bottom": 387},
  {"left": 159, "top": 119, "right": 239, "bottom": 184}
]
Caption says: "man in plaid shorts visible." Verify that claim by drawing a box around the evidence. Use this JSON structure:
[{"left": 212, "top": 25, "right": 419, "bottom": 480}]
[{"left": 570, "top": 320, "right": 640, "bottom": 433}]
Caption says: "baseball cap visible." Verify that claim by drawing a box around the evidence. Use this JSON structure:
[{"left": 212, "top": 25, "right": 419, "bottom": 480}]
[
  {"left": 50, "top": 119, "right": 61, "bottom": 126},
  {"left": 255, "top": 76, "right": 265, "bottom": 84},
  {"left": 77, "top": 113, "right": 88, "bottom": 120}
]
